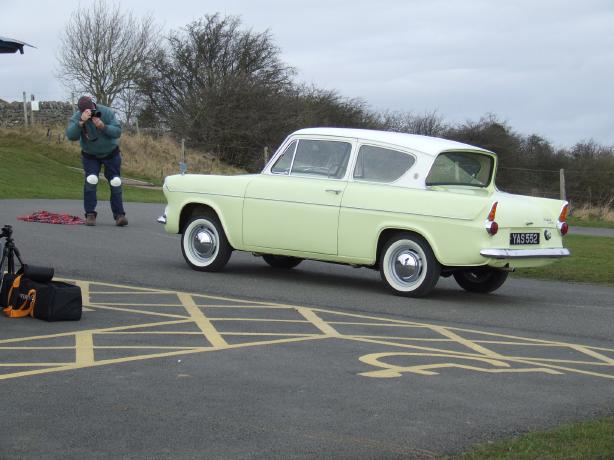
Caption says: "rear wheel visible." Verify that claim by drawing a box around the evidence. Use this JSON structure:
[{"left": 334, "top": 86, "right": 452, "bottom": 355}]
[
  {"left": 181, "top": 214, "right": 232, "bottom": 271},
  {"left": 262, "top": 254, "right": 303, "bottom": 269},
  {"left": 379, "top": 233, "right": 440, "bottom": 297},
  {"left": 453, "top": 268, "right": 508, "bottom": 293}
]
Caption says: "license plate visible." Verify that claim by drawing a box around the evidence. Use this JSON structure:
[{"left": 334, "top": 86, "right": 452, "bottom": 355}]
[{"left": 510, "top": 232, "right": 540, "bottom": 245}]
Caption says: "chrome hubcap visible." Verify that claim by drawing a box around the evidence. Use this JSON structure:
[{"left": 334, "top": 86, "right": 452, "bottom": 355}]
[
  {"left": 189, "top": 224, "right": 218, "bottom": 262},
  {"left": 390, "top": 247, "right": 423, "bottom": 285}
]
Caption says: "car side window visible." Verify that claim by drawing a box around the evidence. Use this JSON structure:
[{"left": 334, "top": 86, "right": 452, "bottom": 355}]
[
  {"left": 353, "top": 145, "right": 415, "bottom": 183},
  {"left": 271, "top": 140, "right": 297, "bottom": 174},
  {"left": 290, "top": 140, "right": 352, "bottom": 179}
]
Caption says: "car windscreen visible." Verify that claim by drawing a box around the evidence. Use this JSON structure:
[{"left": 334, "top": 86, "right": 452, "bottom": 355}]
[{"left": 425, "top": 151, "right": 494, "bottom": 187}]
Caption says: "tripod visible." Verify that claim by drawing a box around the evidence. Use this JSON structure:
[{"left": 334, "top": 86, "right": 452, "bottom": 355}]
[{"left": 0, "top": 225, "right": 24, "bottom": 277}]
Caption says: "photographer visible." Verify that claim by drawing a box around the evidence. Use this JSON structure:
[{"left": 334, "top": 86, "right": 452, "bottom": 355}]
[{"left": 66, "top": 96, "right": 128, "bottom": 227}]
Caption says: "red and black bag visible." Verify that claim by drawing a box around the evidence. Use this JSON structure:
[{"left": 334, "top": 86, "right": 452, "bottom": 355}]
[{"left": 2, "top": 265, "right": 82, "bottom": 321}]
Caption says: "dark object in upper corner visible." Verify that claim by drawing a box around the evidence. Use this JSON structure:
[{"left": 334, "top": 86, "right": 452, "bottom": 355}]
[{"left": 0, "top": 35, "right": 36, "bottom": 54}]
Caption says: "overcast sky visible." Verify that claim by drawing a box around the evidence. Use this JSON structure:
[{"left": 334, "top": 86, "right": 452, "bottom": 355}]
[{"left": 1, "top": 0, "right": 613, "bottom": 147}]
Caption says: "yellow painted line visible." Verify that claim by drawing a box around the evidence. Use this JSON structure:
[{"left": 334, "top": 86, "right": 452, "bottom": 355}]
[
  {"left": 198, "top": 304, "right": 294, "bottom": 309},
  {"left": 74, "top": 280, "right": 90, "bottom": 305},
  {"left": 0, "top": 346, "right": 75, "bottom": 350},
  {"left": 89, "top": 304, "right": 189, "bottom": 319},
  {"left": 89, "top": 291, "right": 175, "bottom": 295},
  {"left": 352, "top": 336, "right": 453, "bottom": 342},
  {"left": 0, "top": 319, "right": 192, "bottom": 345},
  {"left": 97, "top": 331, "right": 204, "bottom": 335},
  {"left": 297, "top": 308, "right": 341, "bottom": 336},
  {"left": 347, "top": 336, "right": 487, "bottom": 358},
  {"left": 75, "top": 332, "right": 95, "bottom": 366},
  {"left": 328, "top": 321, "right": 433, "bottom": 328},
  {"left": 95, "top": 346, "right": 212, "bottom": 350},
  {"left": 222, "top": 332, "right": 323, "bottom": 337},
  {"left": 91, "top": 303, "right": 183, "bottom": 307},
  {"left": 568, "top": 345, "right": 614, "bottom": 364},
  {"left": 209, "top": 318, "right": 310, "bottom": 323},
  {"left": 430, "top": 326, "right": 504, "bottom": 359},
  {"left": 474, "top": 341, "right": 566, "bottom": 346},
  {"left": 0, "top": 335, "right": 326, "bottom": 381},
  {"left": 502, "top": 357, "right": 614, "bottom": 380},
  {"left": 505, "top": 356, "right": 614, "bottom": 366},
  {"left": 177, "top": 292, "right": 227, "bottom": 348},
  {"left": 0, "top": 363, "right": 72, "bottom": 367}
]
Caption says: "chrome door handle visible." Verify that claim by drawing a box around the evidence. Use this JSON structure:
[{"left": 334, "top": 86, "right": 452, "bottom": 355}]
[{"left": 325, "top": 189, "right": 342, "bottom": 195}]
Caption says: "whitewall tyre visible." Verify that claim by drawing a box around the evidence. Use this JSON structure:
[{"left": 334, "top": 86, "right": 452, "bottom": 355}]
[
  {"left": 379, "top": 234, "right": 440, "bottom": 297},
  {"left": 181, "top": 215, "right": 232, "bottom": 272}
]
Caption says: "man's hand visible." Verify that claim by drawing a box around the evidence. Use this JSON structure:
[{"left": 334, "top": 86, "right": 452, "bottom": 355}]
[
  {"left": 92, "top": 116, "right": 105, "bottom": 130},
  {"left": 80, "top": 109, "right": 92, "bottom": 122}
]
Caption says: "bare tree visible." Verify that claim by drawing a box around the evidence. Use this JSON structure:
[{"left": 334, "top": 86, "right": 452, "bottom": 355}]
[
  {"left": 138, "top": 14, "right": 296, "bottom": 167},
  {"left": 379, "top": 110, "right": 446, "bottom": 136},
  {"left": 57, "top": 1, "right": 158, "bottom": 106}
]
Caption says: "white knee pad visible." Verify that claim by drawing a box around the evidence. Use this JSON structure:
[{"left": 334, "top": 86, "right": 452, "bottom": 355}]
[
  {"left": 110, "top": 177, "right": 122, "bottom": 187},
  {"left": 86, "top": 174, "right": 99, "bottom": 185}
]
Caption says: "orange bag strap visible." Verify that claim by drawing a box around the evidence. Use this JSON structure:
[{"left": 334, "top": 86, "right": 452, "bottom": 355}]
[{"left": 3, "top": 275, "right": 37, "bottom": 318}]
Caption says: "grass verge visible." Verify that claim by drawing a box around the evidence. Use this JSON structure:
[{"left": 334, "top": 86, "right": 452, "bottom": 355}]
[
  {"left": 456, "top": 416, "right": 614, "bottom": 459},
  {"left": 569, "top": 216, "right": 614, "bottom": 229},
  {"left": 513, "top": 234, "right": 614, "bottom": 285},
  {"left": 0, "top": 130, "right": 164, "bottom": 203}
]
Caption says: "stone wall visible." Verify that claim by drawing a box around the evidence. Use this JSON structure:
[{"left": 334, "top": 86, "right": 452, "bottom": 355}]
[{"left": 0, "top": 99, "right": 74, "bottom": 127}]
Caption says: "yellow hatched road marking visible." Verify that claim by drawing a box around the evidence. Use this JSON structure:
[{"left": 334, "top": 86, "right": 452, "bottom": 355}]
[
  {"left": 297, "top": 307, "right": 341, "bottom": 336},
  {"left": 177, "top": 292, "right": 227, "bottom": 348},
  {"left": 430, "top": 326, "right": 504, "bottom": 359},
  {"left": 1, "top": 277, "right": 613, "bottom": 382},
  {"left": 75, "top": 332, "right": 95, "bottom": 366}
]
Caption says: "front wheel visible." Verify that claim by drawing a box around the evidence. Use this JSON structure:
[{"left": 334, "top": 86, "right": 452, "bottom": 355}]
[
  {"left": 181, "top": 214, "right": 232, "bottom": 271},
  {"left": 262, "top": 254, "right": 303, "bottom": 269},
  {"left": 453, "top": 268, "right": 508, "bottom": 293},
  {"left": 379, "top": 233, "right": 440, "bottom": 297}
]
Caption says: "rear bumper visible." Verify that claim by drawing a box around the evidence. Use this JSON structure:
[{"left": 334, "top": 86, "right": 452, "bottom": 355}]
[{"left": 480, "top": 248, "right": 571, "bottom": 259}]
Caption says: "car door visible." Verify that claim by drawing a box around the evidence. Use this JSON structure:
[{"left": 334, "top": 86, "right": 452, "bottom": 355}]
[{"left": 243, "top": 138, "right": 354, "bottom": 255}]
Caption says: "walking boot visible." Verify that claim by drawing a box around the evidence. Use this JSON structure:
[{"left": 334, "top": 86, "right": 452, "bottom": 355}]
[
  {"left": 85, "top": 213, "right": 96, "bottom": 226},
  {"left": 115, "top": 214, "right": 128, "bottom": 227}
]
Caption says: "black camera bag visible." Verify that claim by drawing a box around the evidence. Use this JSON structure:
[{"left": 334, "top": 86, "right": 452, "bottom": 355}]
[
  {"left": 3, "top": 265, "right": 82, "bottom": 321},
  {"left": 33, "top": 280, "right": 82, "bottom": 322}
]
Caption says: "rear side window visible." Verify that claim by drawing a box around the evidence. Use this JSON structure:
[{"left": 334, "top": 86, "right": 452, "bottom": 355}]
[
  {"left": 291, "top": 140, "right": 352, "bottom": 179},
  {"left": 353, "top": 145, "right": 415, "bottom": 183},
  {"left": 426, "top": 151, "right": 494, "bottom": 187},
  {"left": 271, "top": 141, "right": 297, "bottom": 174}
]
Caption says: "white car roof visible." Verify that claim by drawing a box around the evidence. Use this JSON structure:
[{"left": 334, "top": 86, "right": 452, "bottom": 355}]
[{"left": 292, "top": 127, "right": 493, "bottom": 157}]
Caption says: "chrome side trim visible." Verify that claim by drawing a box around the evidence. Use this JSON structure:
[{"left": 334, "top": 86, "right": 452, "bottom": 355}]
[
  {"left": 157, "top": 214, "right": 167, "bottom": 224},
  {"left": 480, "top": 248, "right": 571, "bottom": 259}
]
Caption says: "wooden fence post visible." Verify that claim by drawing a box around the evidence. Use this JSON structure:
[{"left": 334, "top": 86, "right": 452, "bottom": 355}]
[
  {"left": 559, "top": 169, "right": 566, "bottom": 201},
  {"left": 22, "top": 91, "right": 28, "bottom": 126}
]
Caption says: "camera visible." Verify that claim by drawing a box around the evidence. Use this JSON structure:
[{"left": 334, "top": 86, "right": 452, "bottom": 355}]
[
  {"left": 90, "top": 110, "right": 102, "bottom": 118},
  {"left": 0, "top": 224, "right": 12, "bottom": 239}
]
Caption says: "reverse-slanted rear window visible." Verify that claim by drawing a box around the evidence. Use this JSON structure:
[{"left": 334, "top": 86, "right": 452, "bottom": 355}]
[
  {"left": 353, "top": 145, "right": 415, "bottom": 183},
  {"left": 426, "top": 151, "right": 494, "bottom": 187}
]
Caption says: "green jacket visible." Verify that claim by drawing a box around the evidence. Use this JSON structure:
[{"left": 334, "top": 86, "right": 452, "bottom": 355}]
[{"left": 66, "top": 104, "right": 122, "bottom": 157}]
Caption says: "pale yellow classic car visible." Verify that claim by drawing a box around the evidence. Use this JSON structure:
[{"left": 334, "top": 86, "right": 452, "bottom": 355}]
[{"left": 159, "top": 128, "right": 570, "bottom": 297}]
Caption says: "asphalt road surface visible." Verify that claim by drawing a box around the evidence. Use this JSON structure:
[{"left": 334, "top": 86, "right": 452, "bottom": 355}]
[{"left": 1, "top": 199, "right": 613, "bottom": 459}]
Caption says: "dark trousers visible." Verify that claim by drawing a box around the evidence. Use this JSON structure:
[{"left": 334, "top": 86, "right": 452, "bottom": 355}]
[{"left": 81, "top": 150, "right": 125, "bottom": 218}]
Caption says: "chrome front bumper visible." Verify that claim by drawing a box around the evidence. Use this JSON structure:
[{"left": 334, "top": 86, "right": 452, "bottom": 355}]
[{"left": 480, "top": 248, "right": 571, "bottom": 259}]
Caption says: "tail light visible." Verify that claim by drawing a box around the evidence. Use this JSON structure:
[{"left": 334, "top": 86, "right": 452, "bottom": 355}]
[
  {"left": 557, "top": 202, "right": 569, "bottom": 236},
  {"left": 484, "top": 201, "right": 498, "bottom": 236}
]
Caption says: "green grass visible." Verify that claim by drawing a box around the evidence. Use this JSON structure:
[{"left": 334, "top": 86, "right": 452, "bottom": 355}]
[
  {"left": 569, "top": 216, "right": 614, "bottom": 229},
  {"left": 456, "top": 416, "right": 614, "bottom": 459},
  {"left": 0, "top": 130, "right": 164, "bottom": 203},
  {"left": 513, "top": 234, "right": 614, "bottom": 285}
]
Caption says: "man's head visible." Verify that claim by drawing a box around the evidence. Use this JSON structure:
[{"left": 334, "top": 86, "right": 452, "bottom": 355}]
[{"left": 77, "top": 96, "right": 96, "bottom": 113}]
